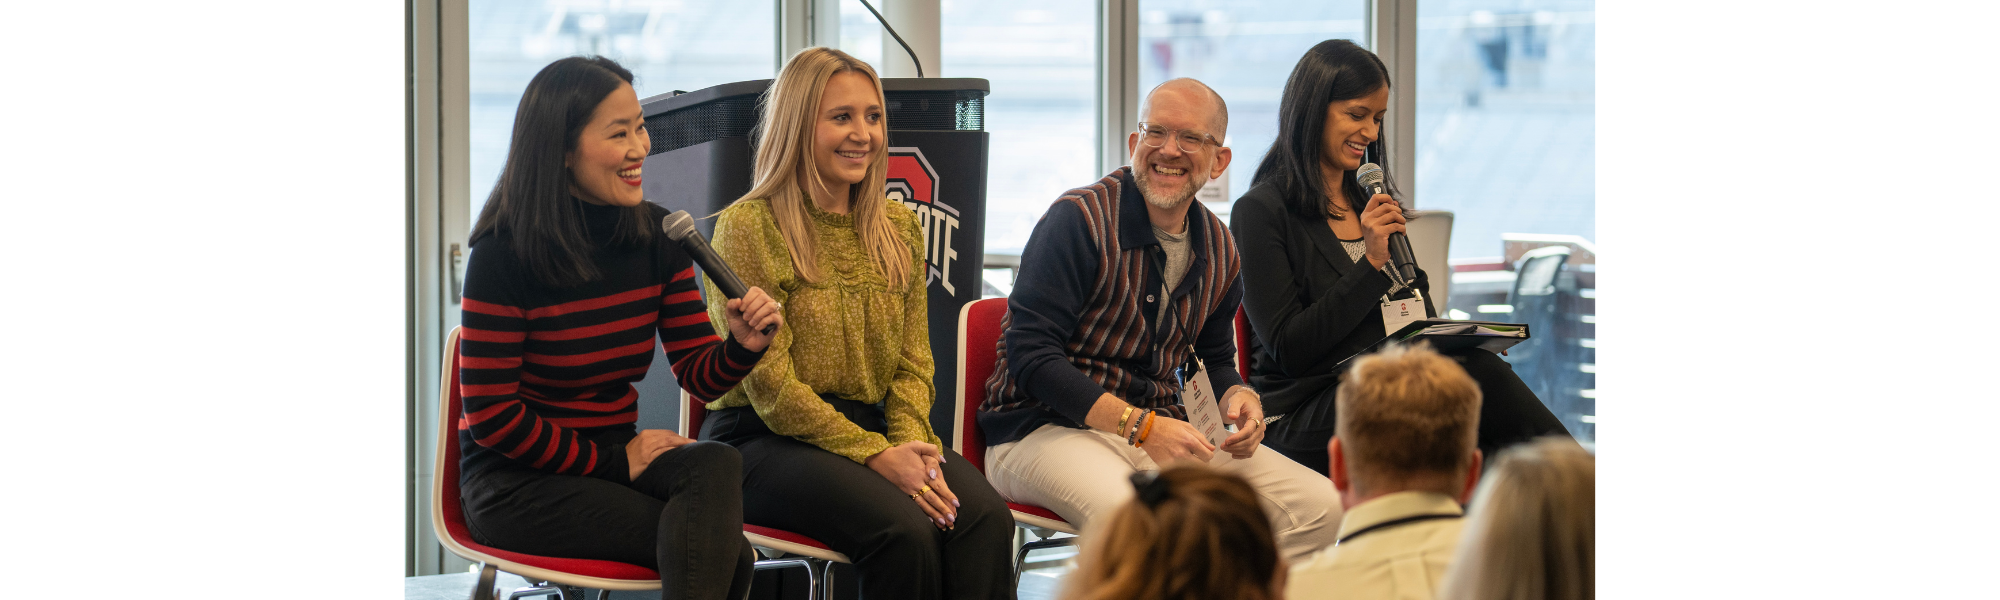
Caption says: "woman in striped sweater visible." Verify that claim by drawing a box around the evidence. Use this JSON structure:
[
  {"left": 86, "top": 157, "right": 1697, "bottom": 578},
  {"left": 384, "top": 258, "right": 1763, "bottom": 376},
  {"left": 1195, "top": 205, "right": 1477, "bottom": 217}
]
[{"left": 456, "top": 56, "right": 781, "bottom": 600}]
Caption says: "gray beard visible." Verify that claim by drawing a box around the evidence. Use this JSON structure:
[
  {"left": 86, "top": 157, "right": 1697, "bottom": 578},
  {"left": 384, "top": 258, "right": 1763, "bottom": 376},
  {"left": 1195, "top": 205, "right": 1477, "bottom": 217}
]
[{"left": 1134, "top": 165, "right": 1202, "bottom": 211}]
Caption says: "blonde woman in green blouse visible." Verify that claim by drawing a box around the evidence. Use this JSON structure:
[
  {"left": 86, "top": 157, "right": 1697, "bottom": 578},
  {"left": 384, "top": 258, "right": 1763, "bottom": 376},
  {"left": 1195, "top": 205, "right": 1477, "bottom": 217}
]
[{"left": 698, "top": 47, "right": 1015, "bottom": 599}]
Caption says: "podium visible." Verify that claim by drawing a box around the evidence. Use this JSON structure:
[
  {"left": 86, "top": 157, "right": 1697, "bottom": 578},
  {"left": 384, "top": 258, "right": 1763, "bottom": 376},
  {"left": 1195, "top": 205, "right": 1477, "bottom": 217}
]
[{"left": 640, "top": 78, "right": 991, "bottom": 439}]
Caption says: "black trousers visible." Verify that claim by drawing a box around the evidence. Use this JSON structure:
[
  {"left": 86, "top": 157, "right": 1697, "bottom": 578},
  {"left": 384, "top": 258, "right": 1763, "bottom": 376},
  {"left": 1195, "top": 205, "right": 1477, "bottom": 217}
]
[
  {"left": 1263, "top": 349, "right": 1571, "bottom": 476},
  {"left": 461, "top": 441, "right": 756, "bottom": 600},
  {"left": 702, "top": 397, "right": 1016, "bottom": 600}
]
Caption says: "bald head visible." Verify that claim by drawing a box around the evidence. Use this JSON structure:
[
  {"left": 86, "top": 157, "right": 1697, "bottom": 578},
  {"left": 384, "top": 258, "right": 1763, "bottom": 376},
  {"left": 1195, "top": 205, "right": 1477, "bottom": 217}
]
[{"left": 1140, "top": 78, "right": 1228, "bottom": 141}]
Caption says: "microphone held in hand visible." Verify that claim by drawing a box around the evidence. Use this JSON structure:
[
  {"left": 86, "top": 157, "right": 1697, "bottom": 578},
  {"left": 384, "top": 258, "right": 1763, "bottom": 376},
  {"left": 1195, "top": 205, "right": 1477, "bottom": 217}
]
[
  {"left": 1356, "top": 163, "right": 1418, "bottom": 284},
  {"left": 662, "top": 210, "right": 774, "bottom": 335}
]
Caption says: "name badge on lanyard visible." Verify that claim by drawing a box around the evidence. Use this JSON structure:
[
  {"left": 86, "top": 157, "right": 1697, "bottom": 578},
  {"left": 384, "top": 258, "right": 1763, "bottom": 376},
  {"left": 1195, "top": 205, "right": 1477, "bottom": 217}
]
[
  {"left": 1380, "top": 288, "right": 1427, "bottom": 335},
  {"left": 1179, "top": 350, "right": 1229, "bottom": 449}
]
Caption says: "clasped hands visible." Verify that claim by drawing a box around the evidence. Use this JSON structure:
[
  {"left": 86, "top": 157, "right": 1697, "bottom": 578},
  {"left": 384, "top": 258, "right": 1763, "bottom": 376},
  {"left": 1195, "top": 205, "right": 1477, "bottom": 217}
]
[{"left": 868, "top": 441, "right": 960, "bottom": 531}]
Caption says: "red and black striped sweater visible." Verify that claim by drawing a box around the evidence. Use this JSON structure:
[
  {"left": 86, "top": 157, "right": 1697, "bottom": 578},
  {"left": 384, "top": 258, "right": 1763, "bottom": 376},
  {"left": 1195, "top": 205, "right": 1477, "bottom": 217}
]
[{"left": 458, "top": 201, "right": 762, "bottom": 483}]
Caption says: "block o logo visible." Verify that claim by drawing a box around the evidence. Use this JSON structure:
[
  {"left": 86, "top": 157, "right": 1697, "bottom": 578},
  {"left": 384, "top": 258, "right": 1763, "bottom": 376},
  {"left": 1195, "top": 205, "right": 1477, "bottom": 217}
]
[{"left": 886, "top": 147, "right": 963, "bottom": 298}]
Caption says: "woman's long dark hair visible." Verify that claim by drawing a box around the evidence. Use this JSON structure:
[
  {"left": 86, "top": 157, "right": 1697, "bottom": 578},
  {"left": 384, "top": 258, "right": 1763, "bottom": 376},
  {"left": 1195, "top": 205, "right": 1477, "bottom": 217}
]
[
  {"left": 470, "top": 56, "right": 653, "bottom": 288},
  {"left": 1252, "top": 39, "right": 1403, "bottom": 222}
]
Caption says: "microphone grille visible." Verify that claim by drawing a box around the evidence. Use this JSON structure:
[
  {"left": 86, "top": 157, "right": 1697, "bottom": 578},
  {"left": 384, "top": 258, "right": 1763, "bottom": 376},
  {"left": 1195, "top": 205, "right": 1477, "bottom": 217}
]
[
  {"left": 1355, "top": 163, "right": 1385, "bottom": 188},
  {"left": 661, "top": 210, "right": 696, "bottom": 242}
]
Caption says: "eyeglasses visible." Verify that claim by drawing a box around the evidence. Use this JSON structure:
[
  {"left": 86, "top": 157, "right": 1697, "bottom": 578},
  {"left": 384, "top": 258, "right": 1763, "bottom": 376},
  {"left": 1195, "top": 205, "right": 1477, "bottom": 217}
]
[{"left": 1136, "top": 123, "right": 1220, "bottom": 154}]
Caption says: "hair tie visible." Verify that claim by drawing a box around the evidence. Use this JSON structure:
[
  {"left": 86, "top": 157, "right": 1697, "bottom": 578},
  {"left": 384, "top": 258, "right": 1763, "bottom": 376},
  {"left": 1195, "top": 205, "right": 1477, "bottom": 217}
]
[{"left": 1130, "top": 472, "right": 1172, "bottom": 508}]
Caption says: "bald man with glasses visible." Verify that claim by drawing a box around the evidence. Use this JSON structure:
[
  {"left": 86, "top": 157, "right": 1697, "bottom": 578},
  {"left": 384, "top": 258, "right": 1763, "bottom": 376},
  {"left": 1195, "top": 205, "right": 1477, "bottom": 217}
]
[{"left": 976, "top": 78, "right": 1340, "bottom": 562}]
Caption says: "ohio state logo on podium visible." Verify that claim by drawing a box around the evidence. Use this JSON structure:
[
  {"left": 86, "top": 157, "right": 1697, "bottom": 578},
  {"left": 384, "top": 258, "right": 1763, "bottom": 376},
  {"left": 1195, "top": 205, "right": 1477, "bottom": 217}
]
[{"left": 886, "top": 147, "right": 963, "bottom": 298}]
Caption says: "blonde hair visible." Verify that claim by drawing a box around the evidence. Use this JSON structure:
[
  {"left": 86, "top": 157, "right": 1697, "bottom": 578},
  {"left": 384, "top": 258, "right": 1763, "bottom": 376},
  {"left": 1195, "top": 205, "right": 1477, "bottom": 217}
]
[
  {"left": 1335, "top": 342, "right": 1482, "bottom": 494},
  {"left": 1061, "top": 466, "right": 1283, "bottom": 600},
  {"left": 733, "top": 46, "right": 911, "bottom": 290},
  {"left": 1438, "top": 437, "right": 1595, "bottom": 600}
]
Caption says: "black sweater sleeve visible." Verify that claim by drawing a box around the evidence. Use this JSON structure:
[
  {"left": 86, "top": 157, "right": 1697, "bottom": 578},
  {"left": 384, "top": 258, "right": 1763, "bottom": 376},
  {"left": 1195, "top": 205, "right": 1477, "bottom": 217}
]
[{"left": 1003, "top": 200, "right": 1118, "bottom": 425}]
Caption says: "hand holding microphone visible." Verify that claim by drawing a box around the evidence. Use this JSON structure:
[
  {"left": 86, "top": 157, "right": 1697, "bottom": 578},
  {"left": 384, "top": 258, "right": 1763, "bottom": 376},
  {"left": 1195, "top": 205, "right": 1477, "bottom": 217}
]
[
  {"left": 1355, "top": 163, "right": 1418, "bottom": 282},
  {"left": 662, "top": 211, "right": 782, "bottom": 346}
]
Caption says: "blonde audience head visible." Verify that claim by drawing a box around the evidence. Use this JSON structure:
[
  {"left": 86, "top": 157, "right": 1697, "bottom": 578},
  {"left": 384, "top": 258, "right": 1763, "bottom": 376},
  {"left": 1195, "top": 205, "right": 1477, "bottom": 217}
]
[
  {"left": 1062, "top": 466, "right": 1283, "bottom": 600},
  {"left": 1438, "top": 437, "right": 1595, "bottom": 600},
  {"left": 1331, "top": 342, "right": 1484, "bottom": 506}
]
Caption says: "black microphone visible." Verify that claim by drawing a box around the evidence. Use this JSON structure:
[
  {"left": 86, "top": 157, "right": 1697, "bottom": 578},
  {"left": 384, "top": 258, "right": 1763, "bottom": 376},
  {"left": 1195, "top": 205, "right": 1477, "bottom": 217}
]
[
  {"left": 662, "top": 210, "right": 775, "bottom": 335},
  {"left": 1356, "top": 163, "right": 1418, "bottom": 285}
]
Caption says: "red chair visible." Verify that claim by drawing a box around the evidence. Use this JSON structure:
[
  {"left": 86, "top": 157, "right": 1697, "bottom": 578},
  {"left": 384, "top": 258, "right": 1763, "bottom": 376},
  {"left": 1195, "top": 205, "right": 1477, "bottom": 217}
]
[
  {"left": 951, "top": 297, "right": 1080, "bottom": 581},
  {"left": 433, "top": 327, "right": 660, "bottom": 600},
  {"left": 437, "top": 327, "right": 848, "bottom": 600},
  {"left": 680, "top": 390, "right": 852, "bottom": 599}
]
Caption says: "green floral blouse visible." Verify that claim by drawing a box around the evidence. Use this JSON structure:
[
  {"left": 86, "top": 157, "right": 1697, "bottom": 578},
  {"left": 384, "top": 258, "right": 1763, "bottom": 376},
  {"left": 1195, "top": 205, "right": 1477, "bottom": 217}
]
[{"left": 702, "top": 196, "right": 940, "bottom": 464}]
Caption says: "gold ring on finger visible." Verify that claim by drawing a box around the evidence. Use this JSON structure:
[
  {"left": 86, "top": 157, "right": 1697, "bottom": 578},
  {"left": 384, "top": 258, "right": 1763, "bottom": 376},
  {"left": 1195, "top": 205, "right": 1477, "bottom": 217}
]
[
  {"left": 919, "top": 484, "right": 932, "bottom": 496},
  {"left": 909, "top": 491, "right": 923, "bottom": 500}
]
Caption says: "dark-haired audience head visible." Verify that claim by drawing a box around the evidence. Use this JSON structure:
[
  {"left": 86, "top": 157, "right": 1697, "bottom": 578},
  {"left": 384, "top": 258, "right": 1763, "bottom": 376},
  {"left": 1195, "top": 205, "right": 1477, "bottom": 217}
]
[
  {"left": 1252, "top": 38, "right": 1400, "bottom": 222},
  {"left": 470, "top": 55, "right": 654, "bottom": 287},
  {"left": 1331, "top": 343, "right": 1483, "bottom": 509},
  {"left": 1062, "top": 466, "right": 1283, "bottom": 600},
  {"left": 1128, "top": 78, "right": 1232, "bottom": 213},
  {"left": 1438, "top": 437, "right": 1595, "bottom": 600}
]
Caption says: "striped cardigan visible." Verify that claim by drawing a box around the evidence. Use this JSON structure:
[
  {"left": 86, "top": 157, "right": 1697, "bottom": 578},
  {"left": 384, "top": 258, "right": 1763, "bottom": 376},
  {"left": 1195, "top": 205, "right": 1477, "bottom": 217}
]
[{"left": 978, "top": 167, "right": 1245, "bottom": 446}]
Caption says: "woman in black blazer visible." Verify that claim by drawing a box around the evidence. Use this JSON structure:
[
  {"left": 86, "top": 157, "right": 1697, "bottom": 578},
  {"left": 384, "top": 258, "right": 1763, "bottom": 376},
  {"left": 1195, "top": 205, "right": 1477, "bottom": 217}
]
[{"left": 1231, "top": 40, "right": 1568, "bottom": 475}]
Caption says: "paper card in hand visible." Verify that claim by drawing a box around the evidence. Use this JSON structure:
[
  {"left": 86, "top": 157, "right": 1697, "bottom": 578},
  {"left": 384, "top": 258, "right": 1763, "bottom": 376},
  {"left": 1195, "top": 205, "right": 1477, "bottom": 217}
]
[{"left": 1181, "top": 361, "right": 1229, "bottom": 449}]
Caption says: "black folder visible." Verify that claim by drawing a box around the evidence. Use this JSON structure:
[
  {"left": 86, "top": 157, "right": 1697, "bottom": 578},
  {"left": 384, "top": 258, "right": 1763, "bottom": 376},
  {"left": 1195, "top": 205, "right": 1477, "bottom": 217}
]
[{"left": 1334, "top": 319, "right": 1532, "bottom": 372}]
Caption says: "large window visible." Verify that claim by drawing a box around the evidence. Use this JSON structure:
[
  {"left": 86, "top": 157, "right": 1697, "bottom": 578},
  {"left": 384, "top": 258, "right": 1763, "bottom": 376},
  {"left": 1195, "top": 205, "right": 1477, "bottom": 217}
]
[
  {"left": 1137, "top": 0, "right": 1366, "bottom": 219},
  {"left": 468, "top": 0, "right": 777, "bottom": 220},
  {"left": 941, "top": 0, "right": 1099, "bottom": 257},
  {"left": 1415, "top": 1, "right": 1594, "bottom": 260},
  {"left": 1417, "top": 0, "right": 1595, "bottom": 444}
]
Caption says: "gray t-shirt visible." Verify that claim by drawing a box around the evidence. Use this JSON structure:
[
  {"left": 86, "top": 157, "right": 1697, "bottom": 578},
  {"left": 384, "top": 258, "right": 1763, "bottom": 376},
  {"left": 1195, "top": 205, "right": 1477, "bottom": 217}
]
[{"left": 1154, "top": 222, "right": 1193, "bottom": 326}]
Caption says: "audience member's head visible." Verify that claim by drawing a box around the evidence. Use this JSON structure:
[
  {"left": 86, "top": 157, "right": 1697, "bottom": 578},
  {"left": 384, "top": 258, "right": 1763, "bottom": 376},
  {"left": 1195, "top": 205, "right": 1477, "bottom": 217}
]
[
  {"left": 1061, "top": 465, "right": 1283, "bottom": 600},
  {"left": 1331, "top": 342, "right": 1484, "bottom": 508},
  {"left": 1437, "top": 437, "right": 1595, "bottom": 600}
]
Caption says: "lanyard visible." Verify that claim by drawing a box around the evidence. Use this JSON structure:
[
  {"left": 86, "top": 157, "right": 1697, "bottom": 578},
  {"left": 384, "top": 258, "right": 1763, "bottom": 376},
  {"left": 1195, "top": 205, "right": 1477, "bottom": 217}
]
[
  {"left": 1333, "top": 513, "right": 1461, "bottom": 547},
  {"left": 1147, "top": 245, "right": 1197, "bottom": 389}
]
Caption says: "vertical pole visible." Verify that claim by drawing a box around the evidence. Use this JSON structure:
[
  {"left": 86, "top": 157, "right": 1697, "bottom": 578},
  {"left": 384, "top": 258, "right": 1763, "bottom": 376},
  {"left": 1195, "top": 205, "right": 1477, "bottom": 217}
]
[
  {"left": 779, "top": 0, "right": 808, "bottom": 69},
  {"left": 407, "top": 0, "right": 466, "bottom": 577},
  {"left": 1099, "top": 0, "right": 1140, "bottom": 174},
  {"left": 1366, "top": 0, "right": 1419, "bottom": 204},
  {"left": 813, "top": 0, "right": 840, "bottom": 51},
  {"left": 880, "top": 0, "right": 941, "bottom": 78}
]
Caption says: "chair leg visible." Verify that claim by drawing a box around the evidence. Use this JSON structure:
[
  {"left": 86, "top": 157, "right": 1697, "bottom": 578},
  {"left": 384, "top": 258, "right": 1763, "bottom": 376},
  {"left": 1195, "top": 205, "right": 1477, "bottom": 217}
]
[
  {"left": 1013, "top": 535, "right": 1079, "bottom": 587},
  {"left": 753, "top": 556, "right": 822, "bottom": 600},
  {"left": 471, "top": 563, "right": 499, "bottom": 600},
  {"left": 818, "top": 559, "right": 836, "bottom": 600},
  {"left": 502, "top": 582, "right": 561, "bottom": 600}
]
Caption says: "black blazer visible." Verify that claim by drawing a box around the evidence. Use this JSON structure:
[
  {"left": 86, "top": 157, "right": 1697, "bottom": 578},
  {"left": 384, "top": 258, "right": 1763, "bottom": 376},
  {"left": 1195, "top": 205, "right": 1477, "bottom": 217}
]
[{"left": 1229, "top": 181, "right": 1435, "bottom": 417}]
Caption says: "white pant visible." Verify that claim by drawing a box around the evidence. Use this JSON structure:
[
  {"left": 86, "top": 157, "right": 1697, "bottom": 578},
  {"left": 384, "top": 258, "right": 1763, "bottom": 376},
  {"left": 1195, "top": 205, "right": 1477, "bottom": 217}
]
[{"left": 986, "top": 423, "right": 1342, "bottom": 562}]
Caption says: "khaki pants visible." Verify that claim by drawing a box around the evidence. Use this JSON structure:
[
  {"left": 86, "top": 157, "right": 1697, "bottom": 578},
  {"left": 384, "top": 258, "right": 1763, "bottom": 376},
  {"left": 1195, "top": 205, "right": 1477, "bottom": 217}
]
[{"left": 986, "top": 423, "right": 1343, "bottom": 563}]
